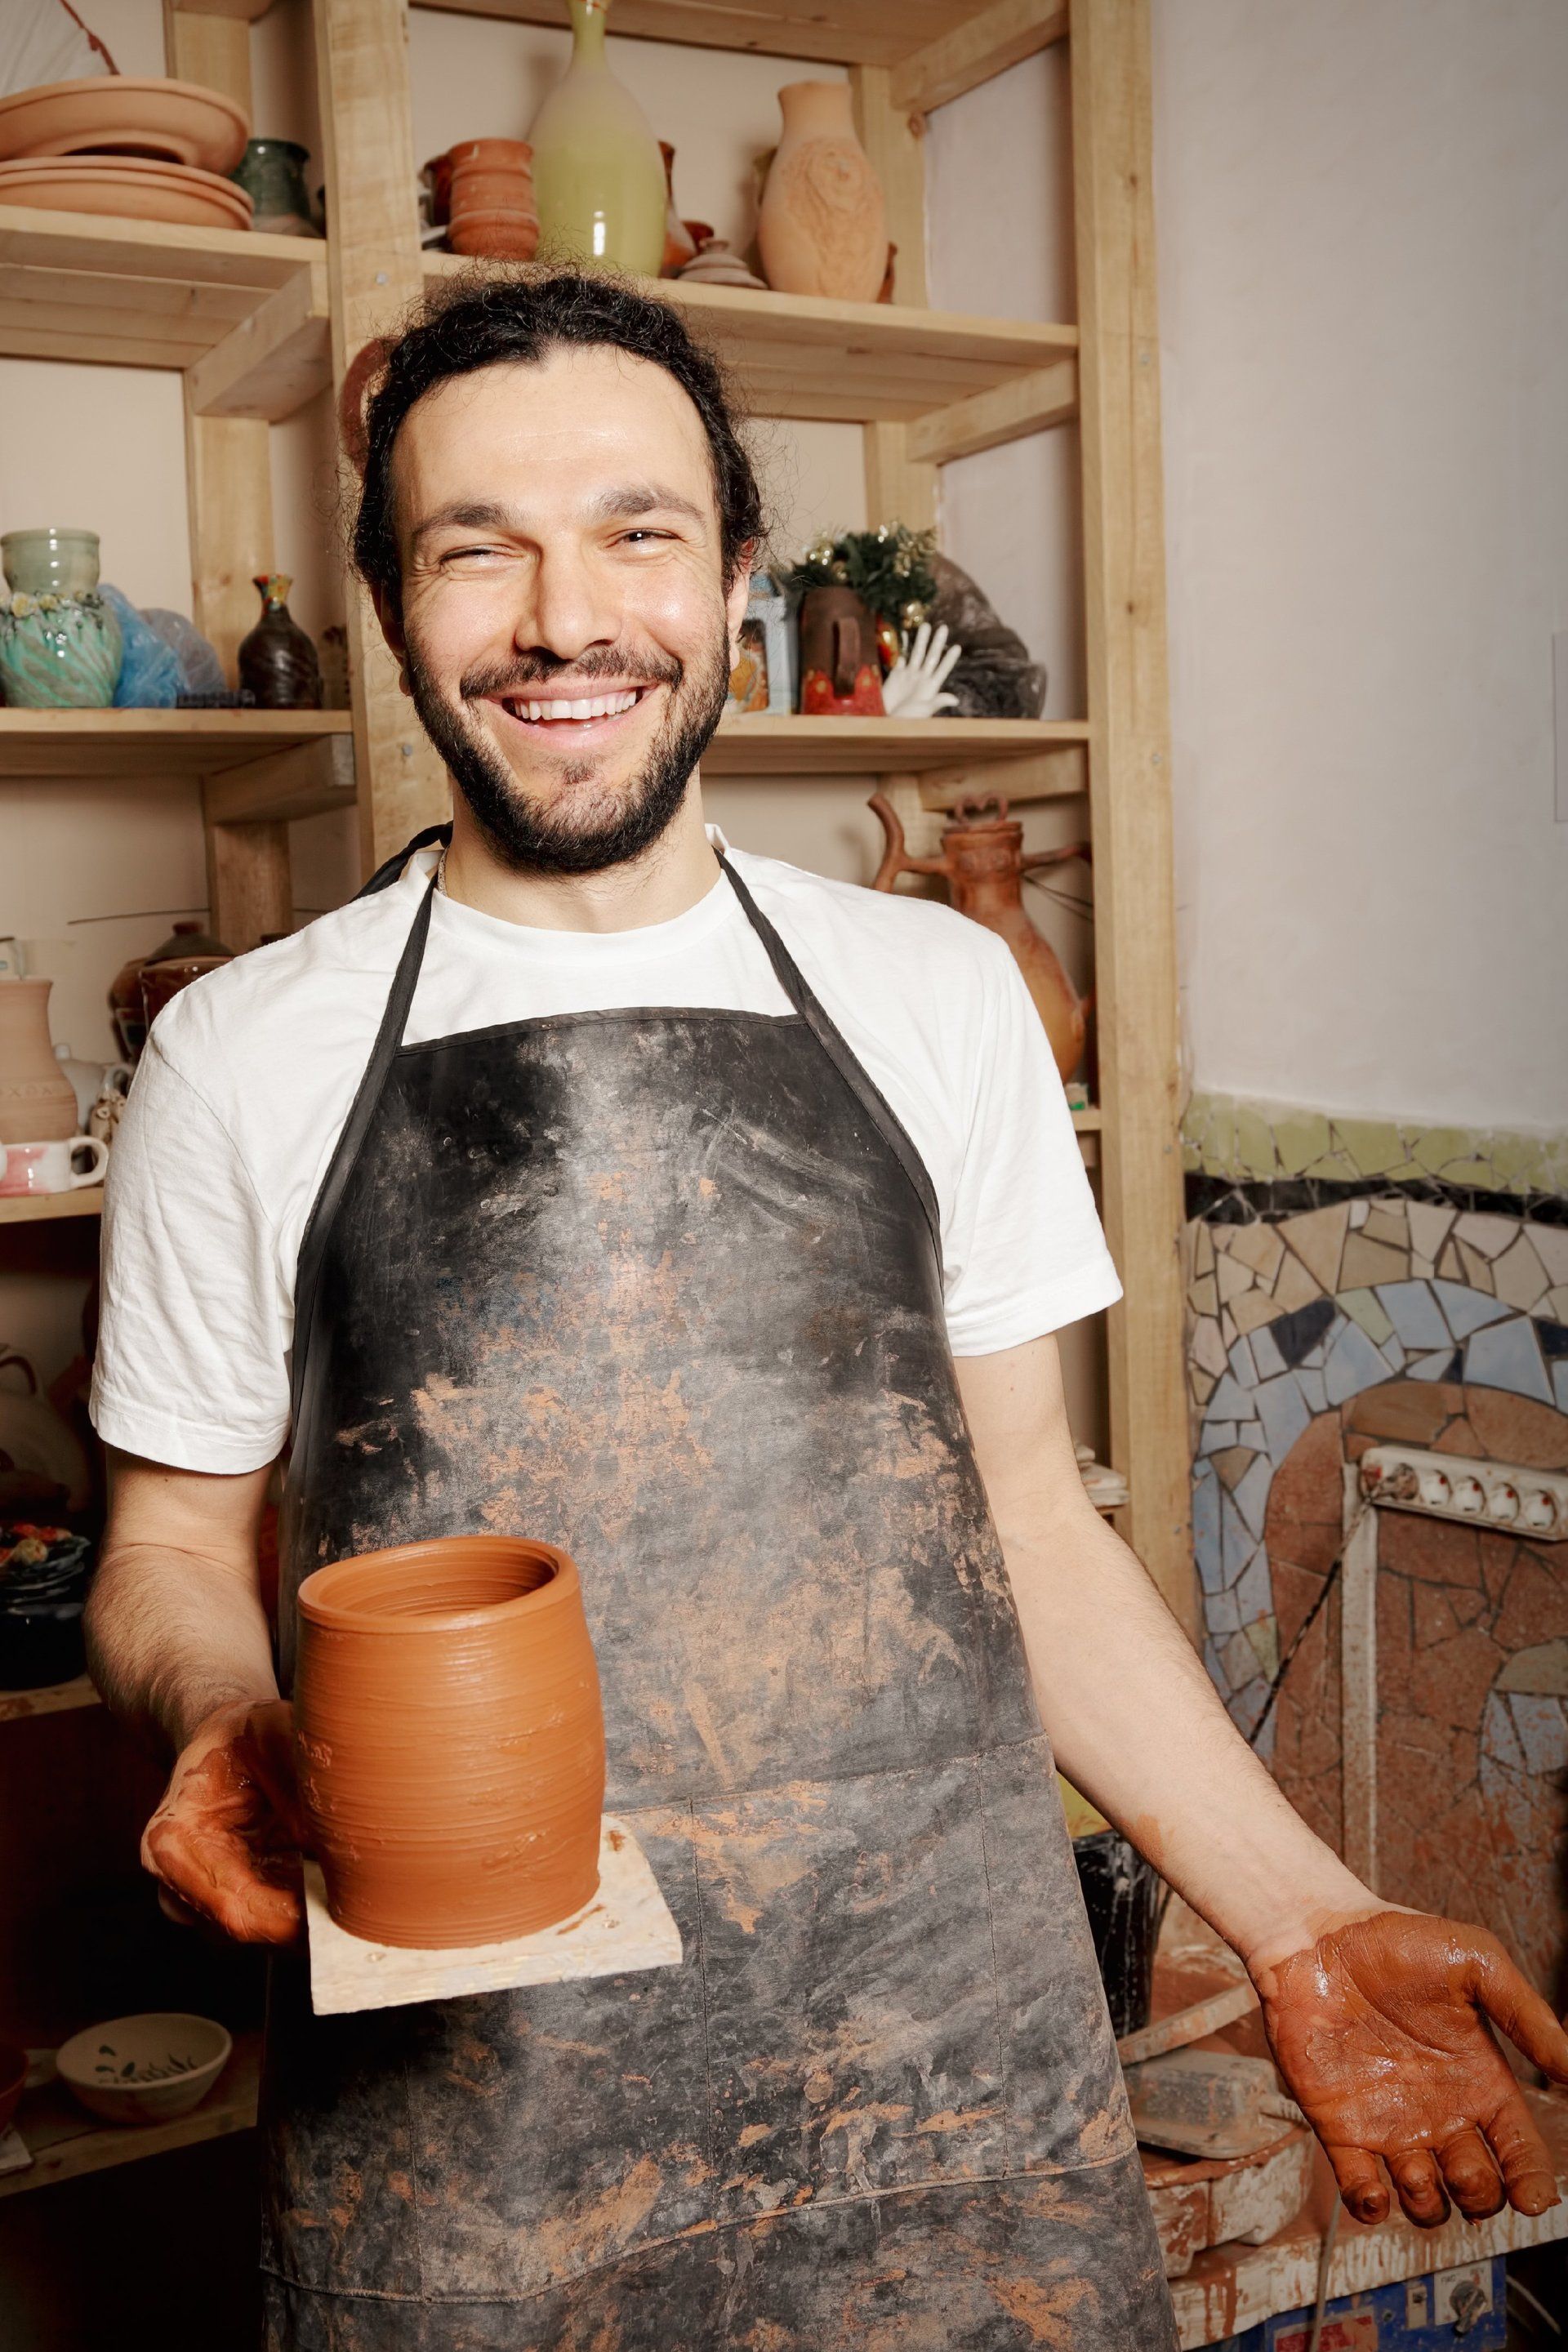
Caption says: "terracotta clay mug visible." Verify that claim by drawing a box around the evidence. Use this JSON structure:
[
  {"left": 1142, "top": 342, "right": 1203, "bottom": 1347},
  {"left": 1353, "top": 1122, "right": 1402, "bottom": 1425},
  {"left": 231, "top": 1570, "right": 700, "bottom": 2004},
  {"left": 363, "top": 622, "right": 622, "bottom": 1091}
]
[
  {"left": 446, "top": 138, "right": 539, "bottom": 261},
  {"left": 294, "top": 1536, "right": 605, "bottom": 1949}
]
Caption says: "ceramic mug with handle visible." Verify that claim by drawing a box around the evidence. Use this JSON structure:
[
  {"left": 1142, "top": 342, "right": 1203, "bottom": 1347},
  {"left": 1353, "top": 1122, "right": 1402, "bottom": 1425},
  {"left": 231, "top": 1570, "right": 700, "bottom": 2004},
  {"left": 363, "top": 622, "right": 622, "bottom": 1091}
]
[{"left": 0, "top": 1135, "right": 109, "bottom": 1197}]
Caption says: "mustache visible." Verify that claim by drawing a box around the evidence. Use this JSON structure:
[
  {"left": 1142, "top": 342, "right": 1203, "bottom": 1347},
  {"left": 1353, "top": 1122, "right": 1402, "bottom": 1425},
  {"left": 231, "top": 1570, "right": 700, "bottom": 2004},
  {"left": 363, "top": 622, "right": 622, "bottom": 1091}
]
[{"left": 461, "top": 645, "right": 684, "bottom": 700}]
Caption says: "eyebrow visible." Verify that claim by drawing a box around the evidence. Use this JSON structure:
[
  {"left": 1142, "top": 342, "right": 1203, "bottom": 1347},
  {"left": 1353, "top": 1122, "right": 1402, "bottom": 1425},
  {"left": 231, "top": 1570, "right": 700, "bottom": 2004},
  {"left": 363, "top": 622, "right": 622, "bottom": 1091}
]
[{"left": 410, "top": 483, "right": 710, "bottom": 548}]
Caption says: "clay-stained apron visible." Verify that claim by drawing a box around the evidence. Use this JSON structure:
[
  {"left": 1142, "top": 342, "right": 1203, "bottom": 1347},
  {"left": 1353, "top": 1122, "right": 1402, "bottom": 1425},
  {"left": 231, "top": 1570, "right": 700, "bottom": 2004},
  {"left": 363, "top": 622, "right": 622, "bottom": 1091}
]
[{"left": 265, "top": 838, "right": 1177, "bottom": 2350}]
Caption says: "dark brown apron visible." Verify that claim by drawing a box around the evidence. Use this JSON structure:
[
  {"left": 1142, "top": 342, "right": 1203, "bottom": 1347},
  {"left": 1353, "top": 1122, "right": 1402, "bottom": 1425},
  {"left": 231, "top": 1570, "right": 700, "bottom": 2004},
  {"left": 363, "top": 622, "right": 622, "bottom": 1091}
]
[{"left": 261, "top": 833, "right": 1175, "bottom": 2350}]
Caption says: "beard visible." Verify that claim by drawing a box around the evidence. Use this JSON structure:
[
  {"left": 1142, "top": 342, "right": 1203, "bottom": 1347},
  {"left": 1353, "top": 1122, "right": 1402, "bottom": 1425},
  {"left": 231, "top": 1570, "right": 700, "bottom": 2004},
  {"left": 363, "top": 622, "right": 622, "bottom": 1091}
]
[{"left": 401, "top": 622, "right": 732, "bottom": 877}]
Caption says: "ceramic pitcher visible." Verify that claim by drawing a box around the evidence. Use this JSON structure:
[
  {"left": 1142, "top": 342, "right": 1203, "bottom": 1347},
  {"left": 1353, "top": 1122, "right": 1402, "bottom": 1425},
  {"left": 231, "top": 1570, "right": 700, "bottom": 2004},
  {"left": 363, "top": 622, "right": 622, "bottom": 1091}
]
[
  {"left": 758, "top": 81, "right": 888, "bottom": 301},
  {"left": 528, "top": 0, "right": 666, "bottom": 277},
  {"left": 870, "top": 792, "right": 1091, "bottom": 1083}
]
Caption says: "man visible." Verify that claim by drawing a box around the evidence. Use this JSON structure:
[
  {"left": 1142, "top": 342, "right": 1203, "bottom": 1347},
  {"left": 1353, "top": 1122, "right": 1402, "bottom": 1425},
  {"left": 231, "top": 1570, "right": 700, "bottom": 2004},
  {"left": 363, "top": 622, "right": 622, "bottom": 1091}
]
[{"left": 87, "top": 276, "right": 1568, "bottom": 2350}]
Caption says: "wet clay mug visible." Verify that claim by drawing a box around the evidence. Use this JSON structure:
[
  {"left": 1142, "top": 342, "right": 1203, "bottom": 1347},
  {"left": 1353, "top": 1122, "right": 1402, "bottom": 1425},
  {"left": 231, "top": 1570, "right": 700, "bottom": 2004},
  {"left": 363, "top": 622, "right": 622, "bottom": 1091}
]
[
  {"left": 294, "top": 1536, "right": 606, "bottom": 1949},
  {"left": 0, "top": 1134, "right": 109, "bottom": 1196}
]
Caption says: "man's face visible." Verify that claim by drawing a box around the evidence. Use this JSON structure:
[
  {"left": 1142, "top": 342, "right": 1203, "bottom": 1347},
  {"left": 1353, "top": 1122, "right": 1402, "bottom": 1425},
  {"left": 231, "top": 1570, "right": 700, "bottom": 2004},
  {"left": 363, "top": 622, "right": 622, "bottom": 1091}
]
[{"left": 383, "top": 345, "right": 751, "bottom": 873}]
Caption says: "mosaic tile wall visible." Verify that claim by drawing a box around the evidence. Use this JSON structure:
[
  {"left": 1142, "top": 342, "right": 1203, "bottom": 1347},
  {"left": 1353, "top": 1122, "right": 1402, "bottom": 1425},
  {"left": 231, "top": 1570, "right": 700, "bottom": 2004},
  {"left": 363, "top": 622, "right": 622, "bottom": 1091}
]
[{"left": 1181, "top": 1093, "right": 1568, "bottom": 1997}]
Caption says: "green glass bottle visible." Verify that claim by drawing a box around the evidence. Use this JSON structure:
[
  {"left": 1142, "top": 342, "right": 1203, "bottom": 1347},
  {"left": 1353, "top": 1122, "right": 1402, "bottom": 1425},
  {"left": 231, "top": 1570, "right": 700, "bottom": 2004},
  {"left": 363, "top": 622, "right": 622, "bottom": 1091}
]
[{"left": 528, "top": 0, "right": 666, "bottom": 278}]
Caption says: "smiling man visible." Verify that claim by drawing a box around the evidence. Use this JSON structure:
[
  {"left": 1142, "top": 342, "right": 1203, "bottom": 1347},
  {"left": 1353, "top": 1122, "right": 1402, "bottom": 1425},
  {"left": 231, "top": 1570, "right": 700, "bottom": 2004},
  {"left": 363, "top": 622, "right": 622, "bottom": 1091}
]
[{"left": 87, "top": 276, "right": 1568, "bottom": 2352}]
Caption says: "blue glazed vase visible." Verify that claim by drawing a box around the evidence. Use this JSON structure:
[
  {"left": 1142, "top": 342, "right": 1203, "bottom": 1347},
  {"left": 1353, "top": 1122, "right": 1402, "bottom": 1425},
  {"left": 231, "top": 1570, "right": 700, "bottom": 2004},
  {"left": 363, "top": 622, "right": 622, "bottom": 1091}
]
[{"left": 0, "top": 529, "right": 122, "bottom": 709}]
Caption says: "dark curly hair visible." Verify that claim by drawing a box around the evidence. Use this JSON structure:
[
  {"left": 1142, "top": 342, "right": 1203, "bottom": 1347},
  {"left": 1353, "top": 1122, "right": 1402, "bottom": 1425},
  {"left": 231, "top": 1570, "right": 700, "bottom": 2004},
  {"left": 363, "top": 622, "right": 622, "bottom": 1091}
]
[{"left": 350, "top": 271, "right": 764, "bottom": 614}]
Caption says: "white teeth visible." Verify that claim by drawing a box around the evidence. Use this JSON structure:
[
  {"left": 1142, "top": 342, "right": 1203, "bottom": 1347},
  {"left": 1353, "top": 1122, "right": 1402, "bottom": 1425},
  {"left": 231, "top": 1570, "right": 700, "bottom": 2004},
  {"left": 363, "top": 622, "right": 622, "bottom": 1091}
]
[{"left": 509, "top": 688, "right": 641, "bottom": 723}]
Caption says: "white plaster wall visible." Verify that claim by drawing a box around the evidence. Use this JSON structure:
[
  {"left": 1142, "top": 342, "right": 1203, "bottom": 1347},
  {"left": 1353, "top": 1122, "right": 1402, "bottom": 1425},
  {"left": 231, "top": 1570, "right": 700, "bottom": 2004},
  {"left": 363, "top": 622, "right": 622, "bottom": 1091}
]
[{"left": 1151, "top": 0, "right": 1568, "bottom": 1130}]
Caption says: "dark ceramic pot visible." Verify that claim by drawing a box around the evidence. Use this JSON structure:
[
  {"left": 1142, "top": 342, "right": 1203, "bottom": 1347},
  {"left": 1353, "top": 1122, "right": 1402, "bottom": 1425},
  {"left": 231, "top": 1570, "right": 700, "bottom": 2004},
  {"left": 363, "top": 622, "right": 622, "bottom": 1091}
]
[{"left": 238, "top": 574, "right": 322, "bottom": 710}]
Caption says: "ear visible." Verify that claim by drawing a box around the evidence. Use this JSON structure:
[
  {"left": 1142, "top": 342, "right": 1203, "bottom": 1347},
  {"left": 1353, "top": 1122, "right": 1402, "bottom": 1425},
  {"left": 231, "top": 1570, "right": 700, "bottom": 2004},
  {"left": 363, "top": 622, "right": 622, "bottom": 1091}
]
[
  {"left": 369, "top": 581, "right": 408, "bottom": 678},
  {"left": 724, "top": 549, "right": 755, "bottom": 653}
]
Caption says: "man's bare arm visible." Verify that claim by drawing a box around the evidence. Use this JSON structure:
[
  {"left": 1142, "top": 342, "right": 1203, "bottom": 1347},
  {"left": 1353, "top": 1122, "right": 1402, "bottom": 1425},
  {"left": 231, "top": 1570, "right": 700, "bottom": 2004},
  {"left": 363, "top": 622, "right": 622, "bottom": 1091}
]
[
  {"left": 85, "top": 1449, "right": 305, "bottom": 1942},
  {"left": 86, "top": 1449, "right": 278, "bottom": 1752},
  {"left": 956, "top": 1334, "right": 1368, "bottom": 1965},
  {"left": 956, "top": 1334, "right": 1568, "bottom": 2229}
]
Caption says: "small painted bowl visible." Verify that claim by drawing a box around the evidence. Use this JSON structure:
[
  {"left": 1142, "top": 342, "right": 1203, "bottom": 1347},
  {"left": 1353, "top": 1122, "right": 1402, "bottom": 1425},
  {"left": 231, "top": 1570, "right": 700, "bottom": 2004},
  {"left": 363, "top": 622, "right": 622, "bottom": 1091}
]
[
  {"left": 0, "top": 2042, "right": 26, "bottom": 2135},
  {"left": 56, "top": 2012, "right": 231, "bottom": 2127}
]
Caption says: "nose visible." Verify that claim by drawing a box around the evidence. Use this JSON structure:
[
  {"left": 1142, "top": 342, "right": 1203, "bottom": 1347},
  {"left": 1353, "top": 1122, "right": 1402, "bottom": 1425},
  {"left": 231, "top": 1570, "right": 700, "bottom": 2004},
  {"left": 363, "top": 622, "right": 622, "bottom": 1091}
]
[{"left": 517, "top": 541, "right": 620, "bottom": 666}]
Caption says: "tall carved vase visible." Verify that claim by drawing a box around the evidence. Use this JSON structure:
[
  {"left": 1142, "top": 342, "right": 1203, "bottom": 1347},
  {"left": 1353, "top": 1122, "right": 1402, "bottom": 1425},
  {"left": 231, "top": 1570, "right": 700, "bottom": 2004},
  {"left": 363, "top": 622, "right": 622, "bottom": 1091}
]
[
  {"left": 870, "top": 793, "right": 1090, "bottom": 1084},
  {"left": 528, "top": 0, "right": 666, "bottom": 277},
  {"left": 757, "top": 81, "right": 887, "bottom": 302},
  {"left": 0, "top": 981, "right": 78, "bottom": 1146}
]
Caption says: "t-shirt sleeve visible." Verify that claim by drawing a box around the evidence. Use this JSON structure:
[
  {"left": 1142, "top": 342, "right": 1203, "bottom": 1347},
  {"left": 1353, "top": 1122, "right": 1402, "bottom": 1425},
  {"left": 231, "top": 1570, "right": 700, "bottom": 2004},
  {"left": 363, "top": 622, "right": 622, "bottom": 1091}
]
[
  {"left": 90, "top": 1037, "right": 293, "bottom": 1473},
  {"left": 941, "top": 938, "right": 1122, "bottom": 1354}
]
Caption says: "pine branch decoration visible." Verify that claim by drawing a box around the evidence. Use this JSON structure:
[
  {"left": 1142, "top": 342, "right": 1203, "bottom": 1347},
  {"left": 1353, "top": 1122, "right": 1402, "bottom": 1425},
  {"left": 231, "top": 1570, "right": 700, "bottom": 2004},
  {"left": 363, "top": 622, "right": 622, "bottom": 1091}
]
[{"left": 783, "top": 523, "right": 938, "bottom": 632}]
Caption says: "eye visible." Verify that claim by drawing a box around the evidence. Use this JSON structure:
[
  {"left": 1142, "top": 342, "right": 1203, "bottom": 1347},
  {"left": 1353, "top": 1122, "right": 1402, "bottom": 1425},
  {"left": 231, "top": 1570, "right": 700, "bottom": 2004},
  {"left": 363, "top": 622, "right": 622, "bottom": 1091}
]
[
  {"left": 442, "top": 544, "right": 510, "bottom": 567},
  {"left": 617, "top": 528, "right": 674, "bottom": 547}
]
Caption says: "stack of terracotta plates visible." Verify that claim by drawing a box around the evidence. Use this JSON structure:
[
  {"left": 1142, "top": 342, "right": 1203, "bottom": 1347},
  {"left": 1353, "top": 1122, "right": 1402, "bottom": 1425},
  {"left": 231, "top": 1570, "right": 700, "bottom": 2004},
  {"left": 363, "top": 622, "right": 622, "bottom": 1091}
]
[{"left": 0, "top": 75, "right": 252, "bottom": 231}]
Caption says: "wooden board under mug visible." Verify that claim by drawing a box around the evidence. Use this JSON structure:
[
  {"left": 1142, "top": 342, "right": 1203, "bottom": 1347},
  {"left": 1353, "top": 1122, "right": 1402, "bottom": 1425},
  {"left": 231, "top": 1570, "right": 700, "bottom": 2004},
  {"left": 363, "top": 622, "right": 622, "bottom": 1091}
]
[{"left": 305, "top": 1816, "right": 682, "bottom": 2016}]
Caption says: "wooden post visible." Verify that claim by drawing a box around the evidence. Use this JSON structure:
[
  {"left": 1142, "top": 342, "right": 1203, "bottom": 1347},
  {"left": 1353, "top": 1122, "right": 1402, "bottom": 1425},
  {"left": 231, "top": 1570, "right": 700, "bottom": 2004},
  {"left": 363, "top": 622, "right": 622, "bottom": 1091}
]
[
  {"left": 1070, "top": 0, "right": 1193, "bottom": 1629},
  {"left": 315, "top": 0, "right": 447, "bottom": 880},
  {"left": 851, "top": 67, "right": 936, "bottom": 537},
  {"left": 165, "top": 2, "right": 292, "bottom": 950}
]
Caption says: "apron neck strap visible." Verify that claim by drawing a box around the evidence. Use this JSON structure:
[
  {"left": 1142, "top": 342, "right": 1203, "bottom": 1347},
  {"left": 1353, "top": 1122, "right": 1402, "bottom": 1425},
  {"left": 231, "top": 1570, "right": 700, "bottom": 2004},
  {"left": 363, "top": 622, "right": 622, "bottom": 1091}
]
[
  {"left": 288, "top": 857, "right": 439, "bottom": 1431},
  {"left": 718, "top": 854, "right": 942, "bottom": 1264}
]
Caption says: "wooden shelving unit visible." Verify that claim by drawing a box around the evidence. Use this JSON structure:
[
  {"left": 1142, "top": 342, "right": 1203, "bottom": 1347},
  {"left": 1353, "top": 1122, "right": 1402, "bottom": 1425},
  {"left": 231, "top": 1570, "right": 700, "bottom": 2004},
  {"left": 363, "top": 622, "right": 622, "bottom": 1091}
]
[
  {"left": 2, "top": 0, "right": 1184, "bottom": 1596},
  {"left": 0, "top": 1675, "right": 100, "bottom": 1722},
  {"left": 0, "top": 2032, "right": 260, "bottom": 2203},
  {"left": 0, "top": 205, "right": 327, "bottom": 416},
  {"left": 0, "top": 1188, "right": 104, "bottom": 1227}
]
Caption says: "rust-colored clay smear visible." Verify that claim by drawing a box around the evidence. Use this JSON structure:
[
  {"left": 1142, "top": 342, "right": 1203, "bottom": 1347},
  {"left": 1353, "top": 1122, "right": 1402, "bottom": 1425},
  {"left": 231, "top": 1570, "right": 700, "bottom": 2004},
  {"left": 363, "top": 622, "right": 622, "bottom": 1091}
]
[
  {"left": 294, "top": 1535, "right": 605, "bottom": 1948},
  {"left": 1257, "top": 1909, "right": 1568, "bottom": 2229}
]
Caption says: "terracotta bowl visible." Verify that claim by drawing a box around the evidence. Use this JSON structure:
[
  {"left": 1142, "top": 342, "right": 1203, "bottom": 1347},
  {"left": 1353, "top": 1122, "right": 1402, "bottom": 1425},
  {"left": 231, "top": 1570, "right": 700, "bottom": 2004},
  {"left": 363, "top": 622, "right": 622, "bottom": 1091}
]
[
  {"left": 0, "top": 2042, "right": 26, "bottom": 2136},
  {"left": 56, "top": 2013, "right": 231, "bottom": 2127},
  {"left": 0, "top": 157, "right": 252, "bottom": 232},
  {"left": 0, "top": 77, "right": 248, "bottom": 175},
  {"left": 296, "top": 1536, "right": 606, "bottom": 1949}
]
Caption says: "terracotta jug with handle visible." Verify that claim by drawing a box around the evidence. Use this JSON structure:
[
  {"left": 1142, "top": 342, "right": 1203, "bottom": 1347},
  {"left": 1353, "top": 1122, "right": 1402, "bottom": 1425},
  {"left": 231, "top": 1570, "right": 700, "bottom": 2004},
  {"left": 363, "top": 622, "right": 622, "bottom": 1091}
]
[{"left": 870, "top": 792, "right": 1090, "bottom": 1083}]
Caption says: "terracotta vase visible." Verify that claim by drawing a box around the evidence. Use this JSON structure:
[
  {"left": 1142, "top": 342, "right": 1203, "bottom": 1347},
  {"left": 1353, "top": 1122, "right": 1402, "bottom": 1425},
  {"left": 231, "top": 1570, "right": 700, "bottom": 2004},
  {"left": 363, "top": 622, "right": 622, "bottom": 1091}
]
[
  {"left": 238, "top": 574, "right": 321, "bottom": 710},
  {"left": 799, "top": 586, "right": 884, "bottom": 716},
  {"left": 295, "top": 1535, "right": 607, "bottom": 1949},
  {"left": 658, "top": 142, "right": 695, "bottom": 275},
  {"left": 0, "top": 980, "right": 78, "bottom": 1145},
  {"left": 870, "top": 792, "right": 1091, "bottom": 1083},
  {"left": 447, "top": 137, "right": 539, "bottom": 261},
  {"left": 757, "top": 81, "right": 888, "bottom": 302},
  {"left": 528, "top": 0, "right": 666, "bottom": 278}
]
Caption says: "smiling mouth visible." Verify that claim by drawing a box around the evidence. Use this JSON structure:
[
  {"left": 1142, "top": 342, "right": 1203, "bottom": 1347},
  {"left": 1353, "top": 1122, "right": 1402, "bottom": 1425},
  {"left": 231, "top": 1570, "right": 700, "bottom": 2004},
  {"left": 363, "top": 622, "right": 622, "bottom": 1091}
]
[{"left": 492, "top": 684, "right": 655, "bottom": 733}]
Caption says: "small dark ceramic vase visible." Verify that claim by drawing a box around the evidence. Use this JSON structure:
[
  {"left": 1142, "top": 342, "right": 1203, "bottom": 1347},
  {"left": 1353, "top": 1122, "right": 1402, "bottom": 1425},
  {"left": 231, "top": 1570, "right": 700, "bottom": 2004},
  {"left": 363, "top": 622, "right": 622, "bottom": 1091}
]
[
  {"left": 798, "top": 586, "right": 884, "bottom": 716},
  {"left": 238, "top": 574, "right": 322, "bottom": 709}
]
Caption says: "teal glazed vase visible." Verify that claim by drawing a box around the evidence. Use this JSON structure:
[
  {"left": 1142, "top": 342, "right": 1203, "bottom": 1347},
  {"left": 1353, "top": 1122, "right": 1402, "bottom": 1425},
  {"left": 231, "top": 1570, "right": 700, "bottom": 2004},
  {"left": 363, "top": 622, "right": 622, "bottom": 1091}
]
[{"left": 0, "top": 529, "right": 122, "bottom": 708}]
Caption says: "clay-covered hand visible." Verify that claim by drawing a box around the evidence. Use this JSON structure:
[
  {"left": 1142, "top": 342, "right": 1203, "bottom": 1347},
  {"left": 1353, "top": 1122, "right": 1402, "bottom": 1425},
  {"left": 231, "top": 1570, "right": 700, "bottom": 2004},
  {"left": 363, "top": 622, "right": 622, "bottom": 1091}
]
[
  {"left": 1254, "top": 1909, "right": 1568, "bottom": 2229},
  {"left": 140, "top": 1699, "right": 308, "bottom": 1945},
  {"left": 881, "top": 621, "right": 962, "bottom": 719}
]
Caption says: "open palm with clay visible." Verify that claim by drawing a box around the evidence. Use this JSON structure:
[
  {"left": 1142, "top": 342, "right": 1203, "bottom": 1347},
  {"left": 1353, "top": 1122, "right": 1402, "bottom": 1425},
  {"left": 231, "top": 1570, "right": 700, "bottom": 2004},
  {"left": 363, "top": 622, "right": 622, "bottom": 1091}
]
[
  {"left": 1254, "top": 1909, "right": 1568, "bottom": 2228},
  {"left": 141, "top": 1698, "right": 308, "bottom": 1945}
]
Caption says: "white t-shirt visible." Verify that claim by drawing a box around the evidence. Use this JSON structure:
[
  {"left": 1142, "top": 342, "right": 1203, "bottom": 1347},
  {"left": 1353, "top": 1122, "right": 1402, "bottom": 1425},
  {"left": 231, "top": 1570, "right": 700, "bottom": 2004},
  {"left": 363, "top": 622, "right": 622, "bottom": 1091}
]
[{"left": 90, "top": 837, "right": 1119, "bottom": 1475}]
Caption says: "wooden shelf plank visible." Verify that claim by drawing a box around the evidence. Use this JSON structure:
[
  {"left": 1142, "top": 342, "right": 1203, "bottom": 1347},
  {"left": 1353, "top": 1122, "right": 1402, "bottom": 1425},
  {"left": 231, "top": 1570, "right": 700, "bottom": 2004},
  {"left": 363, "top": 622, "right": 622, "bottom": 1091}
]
[
  {"left": 423, "top": 255, "right": 1076, "bottom": 429},
  {"left": 391, "top": 0, "right": 1014, "bottom": 71},
  {"left": 0, "top": 208, "right": 327, "bottom": 419},
  {"left": 706, "top": 715, "right": 1088, "bottom": 778},
  {"left": 0, "top": 1675, "right": 100, "bottom": 1724},
  {"left": 0, "top": 2034, "right": 260, "bottom": 2202},
  {"left": 0, "top": 710, "right": 352, "bottom": 782},
  {"left": 0, "top": 1187, "right": 103, "bottom": 1227}
]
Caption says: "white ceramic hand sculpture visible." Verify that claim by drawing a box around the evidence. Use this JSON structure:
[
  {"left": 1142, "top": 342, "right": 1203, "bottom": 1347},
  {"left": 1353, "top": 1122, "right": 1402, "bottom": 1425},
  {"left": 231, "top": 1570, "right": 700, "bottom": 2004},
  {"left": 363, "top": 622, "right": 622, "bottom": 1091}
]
[{"left": 880, "top": 621, "right": 962, "bottom": 719}]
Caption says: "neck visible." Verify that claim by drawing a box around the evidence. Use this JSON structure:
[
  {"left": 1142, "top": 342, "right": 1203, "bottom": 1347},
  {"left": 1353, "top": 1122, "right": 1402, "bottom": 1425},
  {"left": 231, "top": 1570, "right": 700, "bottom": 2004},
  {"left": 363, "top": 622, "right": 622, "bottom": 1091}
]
[{"left": 440, "top": 775, "right": 718, "bottom": 932}]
